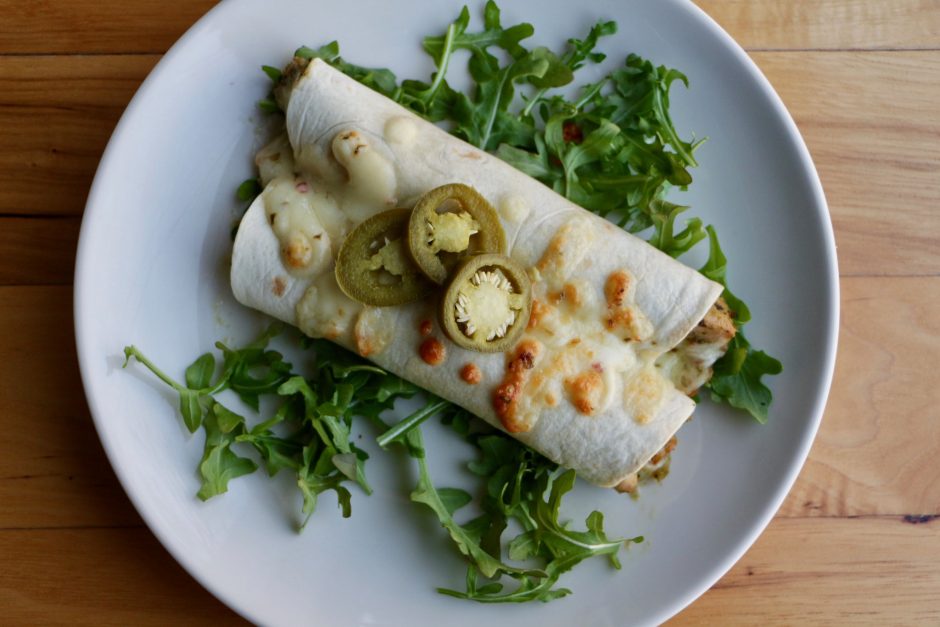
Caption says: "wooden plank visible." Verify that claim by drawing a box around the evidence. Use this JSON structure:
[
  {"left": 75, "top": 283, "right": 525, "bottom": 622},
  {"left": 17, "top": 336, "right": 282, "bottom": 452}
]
[
  {"left": 753, "top": 51, "right": 940, "bottom": 277},
  {"left": 0, "top": 516, "right": 935, "bottom": 624},
  {"left": 0, "top": 0, "right": 937, "bottom": 54},
  {"left": 0, "top": 55, "right": 158, "bottom": 218},
  {"left": 780, "top": 276, "right": 940, "bottom": 517},
  {"left": 0, "top": 217, "right": 79, "bottom": 285},
  {"left": 670, "top": 516, "right": 940, "bottom": 625},
  {"left": 697, "top": 0, "right": 940, "bottom": 50},
  {"left": 0, "top": 0, "right": 218, "bottom": 54},
  {"left": 0, "top": 286, "right": 142, "bottom": 529},
  {"left": 0, "top": 527, "right": 245, "bottom": 625}
]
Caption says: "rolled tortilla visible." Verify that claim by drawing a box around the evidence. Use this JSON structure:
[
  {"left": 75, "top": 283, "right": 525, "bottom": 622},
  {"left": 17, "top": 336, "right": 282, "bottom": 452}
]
[{"left": 232, "top": 59, "right": 722, "bottom": 487}]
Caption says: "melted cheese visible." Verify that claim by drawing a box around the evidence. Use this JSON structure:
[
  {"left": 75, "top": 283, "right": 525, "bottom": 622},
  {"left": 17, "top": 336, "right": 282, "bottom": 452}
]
[
  {"left": 354, "top": 306, "right": 398, "bottom": 357},
  {"left": 509, "top": 221, "right": 669, "bottom": 424},
  {"left": 331, "top": 129, "right": 398, "bottom": 222},
  {"left": 622, "top": 364, "right": 669, "bottom": 424},
  {"left": 258, "top": 128, "right": 405, "bottom": 341},
  {"left": 383, "top": 116, "right": 417, "bottom": 146},
  {"left": 255, "top": 132, "right": 296, "bottom": 185},
  {"left": 263, "top": 177, "right": 333, "bottom": 277},
  {"left": 498, "top": 193, "right": 530, "bottom": 223},
  {"left": 295, "top": 272, "right": 362, "bottom": 342},
  {"left": 535, "top": 215, "right": 593, "bottom": 285}
]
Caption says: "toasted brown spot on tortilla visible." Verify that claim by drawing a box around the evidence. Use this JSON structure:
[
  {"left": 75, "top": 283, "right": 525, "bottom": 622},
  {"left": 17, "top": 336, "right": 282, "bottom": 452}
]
[{"left": 272, "top": 276, "right": 287, "bottom": 297}]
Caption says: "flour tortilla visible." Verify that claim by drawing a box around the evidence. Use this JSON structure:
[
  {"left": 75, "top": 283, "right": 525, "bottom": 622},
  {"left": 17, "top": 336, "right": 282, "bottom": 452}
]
[{"left": 231, "top": 59, "right": 722, "bottom": 486}]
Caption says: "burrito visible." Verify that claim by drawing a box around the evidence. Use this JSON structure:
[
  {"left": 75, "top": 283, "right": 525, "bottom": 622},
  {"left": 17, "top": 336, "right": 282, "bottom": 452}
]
[{"left": 231, "top": 58, "right": 729, "bottom": 487}]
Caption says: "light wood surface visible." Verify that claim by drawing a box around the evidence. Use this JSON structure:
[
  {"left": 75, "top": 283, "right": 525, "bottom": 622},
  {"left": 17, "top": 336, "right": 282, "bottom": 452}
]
[{"left": 0, "top": 1, "right": 937, "bottom": 624}]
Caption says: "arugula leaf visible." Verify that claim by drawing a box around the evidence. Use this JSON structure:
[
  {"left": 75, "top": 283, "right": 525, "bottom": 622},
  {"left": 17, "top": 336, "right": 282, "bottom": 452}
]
[
  {"left": 197, "top": 403, "right": 257, "bottom": 500},
  {"left": 124, "top": 328, "right": 422, "bottom": 525},
  {"left": 708, "top": 334, "right": 783, "bottom": 423},
  {"left": 380, "top": 402, "right": 635, "bottom": 603},
  {"left": 261, "top": 65, "right": 282, "bottom": 83},
  {"left": 698, "top": 225, "right": 751, "bottom": 324},
  {"left": 696, "top": 226, "right": 781, "bottom": 421},
  {"left": 295, "top": 42, "right": 399, "bottom": 98},
  {"left": 235, "top": 178, "right": 262, "bottom": 204},
  {"left": 648, "top": 200, "right": 706, "bottom": 259},
  {"left": 184, "top": 353, "right": 215, "bottom": 390}
]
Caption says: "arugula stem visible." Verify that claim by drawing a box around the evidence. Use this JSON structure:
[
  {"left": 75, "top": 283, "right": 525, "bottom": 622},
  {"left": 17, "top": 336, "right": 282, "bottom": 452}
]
[
  {"left": 521, "top": 86, "right": 548, "bottom": 118},
  {"left": 123, "top": 346, "right": 186, "bottom": 392},
  {"left": 478, "top": 66, "right": 513, "bottom": 150},
  {"left": 424, "top": 22, "right": 458, "bottom": 105},
  {"left": 572, "top": 77, "right": 607, "bottom": 111},
  {"left": 377, "top": 398, "right": 449, "bottom": 448}
]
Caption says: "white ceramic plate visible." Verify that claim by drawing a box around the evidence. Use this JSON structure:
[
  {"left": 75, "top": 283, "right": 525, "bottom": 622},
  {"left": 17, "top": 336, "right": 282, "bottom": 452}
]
[{"left": 75, "top": 0, "right": 838, "bottom": 624}]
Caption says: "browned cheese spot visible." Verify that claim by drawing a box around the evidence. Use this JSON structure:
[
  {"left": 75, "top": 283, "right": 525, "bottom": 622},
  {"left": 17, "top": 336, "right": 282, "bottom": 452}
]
[
  {"left": 548, "top": 282, "right": 581, "bottom": 307},
  {"left": 493, "top": 340, "right": 542, "bottom": 433},
  {"left": 605, "top": 270, "right": 630, "bottom": 308},
  {"left": 537, "top": 230, "right": 567, "bottom": 274},
  {"left": 459, "top": 363, "right": 482, "bottom": 385},
  {"left": 285, "top": 238, "right": 311, "bottom": 268},
  {"left": 564, "top": 369, "right": 604, "bottom": 415},
  {"left": 419, "top": 319, "right": 433, "bottom": 337},
  {"left": 419, "top": 337, "right": 446, "bottom": 366},
  {"left": 603, "top": 270, "right": 639, "bottom": 337},
  {"left": 527, "top": 299, "right": 551, "bottom": 331}
]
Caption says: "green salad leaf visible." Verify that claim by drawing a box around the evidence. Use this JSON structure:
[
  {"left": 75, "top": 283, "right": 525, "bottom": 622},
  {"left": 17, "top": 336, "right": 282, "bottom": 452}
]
[
  {"left": 123, "top": 327, "right": 417, "bottom": 519},
  {"left": 382, "top": 412, "right": 640, "bottom": 603}
]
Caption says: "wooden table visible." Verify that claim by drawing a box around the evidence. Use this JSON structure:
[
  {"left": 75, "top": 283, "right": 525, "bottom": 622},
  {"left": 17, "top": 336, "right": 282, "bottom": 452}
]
[{"left": 1, "top": 1, "right": 938, "bottom": 623}]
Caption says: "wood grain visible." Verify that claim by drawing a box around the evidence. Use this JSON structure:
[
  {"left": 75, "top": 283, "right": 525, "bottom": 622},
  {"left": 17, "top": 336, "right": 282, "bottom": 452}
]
[
  {"left": 752, "top": 51, "right": 940, "bottom": 277},
  {"left": 697, "top": 0, "right": 940, "bottom": 50},
  {"left": 0, "top": 286, "right": 142, "bottom": 529},
  {"left": 779, "top": 276, "right": 940, "bottom": 517},
  {"left": 1, "top": 516, "right": 935, "bottom": 624},
  {"left": 0, "top": 527, "right": 244, "bottom": 625},
  {"left": 0, "top": 1, "right": 938, "bottom": 54},
  {"left": 0, "top": 0, "right": 218, "bottom": 54},
  {"left": 0, "top": 55, "right": 158, "bottom": 218},
  {"left": 0, "top": 217, "right": 79, "bottom": 284},
  {"left": 670, "top": 516, "right": 940, "bottom": 625}
]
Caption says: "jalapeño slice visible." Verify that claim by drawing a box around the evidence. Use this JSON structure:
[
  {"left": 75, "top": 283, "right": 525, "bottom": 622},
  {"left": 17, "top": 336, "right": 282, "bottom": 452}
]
[
  {"left": 407, "top": 183, "right": 506, "bottom": 284},
  {"left": 335, "top": 208, "right": 432, "bottom": 307},
  {"left": 440, "top": 253, "right": 532, "bottom": 353}
]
